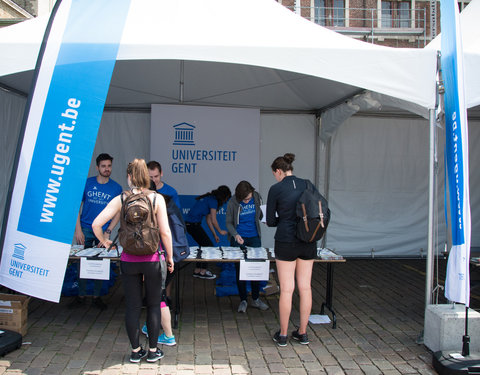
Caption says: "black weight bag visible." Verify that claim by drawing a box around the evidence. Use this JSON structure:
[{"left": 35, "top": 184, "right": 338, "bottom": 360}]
[
  {"left": 0, "top": 329, "right": 22, "bottom": 357},
  {"left": 295, "top": 179, "right": 331, "bottom": 243}
]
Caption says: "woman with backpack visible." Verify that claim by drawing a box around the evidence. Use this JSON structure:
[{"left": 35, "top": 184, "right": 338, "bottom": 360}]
[
  {"left": 225, "top": 180, "right": 269, "bottom": 313},
  {"left": 92, "top": 158, "right": 174, "bottom": 363},
  {"left": 185, "top": 185, "right": 232, "bottom": 279},
  {"left": 266, "top": 153, "right": 315, "bottom": 347}
]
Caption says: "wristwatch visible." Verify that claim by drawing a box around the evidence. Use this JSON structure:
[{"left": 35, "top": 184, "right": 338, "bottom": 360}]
[{"left": 105, "top": 229, "right": 112, "bottom": 235}]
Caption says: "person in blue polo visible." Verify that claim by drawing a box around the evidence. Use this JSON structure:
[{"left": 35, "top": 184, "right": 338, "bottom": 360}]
[
  {"left": 70, "top": 153, "right": 122, "bottom": 310},
  {"left": 185, "top": 185, "right": 231, "bottom": 279}
]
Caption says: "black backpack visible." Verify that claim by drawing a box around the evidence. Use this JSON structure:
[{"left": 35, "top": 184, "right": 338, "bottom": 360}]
[
  {"left": 162, "top": 195, "right": 190, "bottom": 263},
  {"left": 118, "top": 190, "right": 160, "bottom": 255},
  {"left": 295, "top": 180, "right": 331, "bottom": 243}
]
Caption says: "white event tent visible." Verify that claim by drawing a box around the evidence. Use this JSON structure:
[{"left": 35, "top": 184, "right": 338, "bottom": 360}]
[{"left": 0, "top": 0, "right": 457, "bottom": 257}]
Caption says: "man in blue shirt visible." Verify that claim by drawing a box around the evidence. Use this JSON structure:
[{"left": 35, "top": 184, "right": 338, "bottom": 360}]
[
  {"left": 70, "top": 153, "right": 122, "bottom": 310},
  {"left": 147, "top": 161, "right": 181, "bottom": 209}
]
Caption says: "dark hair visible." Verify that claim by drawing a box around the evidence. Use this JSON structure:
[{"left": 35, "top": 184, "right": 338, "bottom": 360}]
[
  {"left": 197, "top": 185, "right": 232, "bottom": 210},
  {"left": 96, "top": 153, "right": 113, "bottom": 166},
  {"left": 149, "top": 179, "right": 156, "bottom": 191},
  {"left": 127, "top": 159, "right": 150, "bottom": 188},
  {"left": 147, "top": 160, "right": 162, "bottom": 173},
  {"left": 271, "top": 153, "right": 295, "bottom": 172},
  {"left": 235, "top": 181, "right": 254, "bottom": 203}
]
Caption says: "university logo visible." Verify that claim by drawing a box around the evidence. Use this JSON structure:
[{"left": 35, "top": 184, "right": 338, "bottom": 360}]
[
  {"left": 12, "top": 243, "right": 26, "bottom": 261},
  {"left": 173, "top": 122, "right": 195, "bottom": 146}
]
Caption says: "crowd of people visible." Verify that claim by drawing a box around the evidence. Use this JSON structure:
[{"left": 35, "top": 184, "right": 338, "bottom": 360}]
[{"left": 70, "top": 152, "right": 318, "bottom": 362}]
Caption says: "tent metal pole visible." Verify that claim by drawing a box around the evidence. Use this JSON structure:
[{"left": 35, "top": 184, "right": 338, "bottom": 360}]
[{"left": 426, "top": 107, "right": 436, "bottom": 307}]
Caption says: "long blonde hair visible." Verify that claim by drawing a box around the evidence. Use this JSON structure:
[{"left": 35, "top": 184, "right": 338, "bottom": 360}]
[{"left": 126, "top": 159, "right": 150, "bottom": 189}]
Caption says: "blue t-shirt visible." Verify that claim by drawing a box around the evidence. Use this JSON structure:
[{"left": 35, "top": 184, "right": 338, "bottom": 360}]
[
  {"left": 80, "top": 176, "right": 122, "bottom": 229},
  {"left": 185, "top": 195, "right": 217, "bottom": 223},
  {"left": 158, "top": 182, "right": 181, "bottom": 210},
  {"left": 236, "top": 197, "right": 258, "bottom": 238}
]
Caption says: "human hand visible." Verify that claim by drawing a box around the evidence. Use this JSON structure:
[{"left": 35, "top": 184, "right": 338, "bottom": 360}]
[
  {"left": 75, "top": 230, "right": 85, "bottom": 245},
  {"left": 235, "top": 234, "right": 244, "bottom": 245},
  {"left": 99, "top": 239, "right": 113, "bottom": 249},
  {"left": 167, "top": 258, "right": 174, "bottom": 273},
  {"left": 219, "top": 229, "right": 227, "bottom": 236},
  {"left": 214, "top": 235, "right": 220, "bottom": 243}
]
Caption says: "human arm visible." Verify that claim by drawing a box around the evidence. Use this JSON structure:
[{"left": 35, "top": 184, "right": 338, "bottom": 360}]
[
  {"left": 155, "top": 193, "right": 174, "bottom": 273},
  {"left": 74, "top": 210, "right": 85, "bottom": 245},
  {"left": 266, "top": 187, "right": 279, "bottom": 227},
  {"left": 225, "top": 199, "right": 241, "bottom": 243},
  {"left": 206, "top": 213, "right": 220, "bottom": 243},
  {"left": 92, "top": 196, "right": 122, "bottom": 249}
]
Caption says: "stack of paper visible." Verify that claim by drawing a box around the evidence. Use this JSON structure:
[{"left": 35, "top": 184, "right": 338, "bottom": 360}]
[
  {"left": 70, "top": 244, "right": 84, "bottom": 256},
  {"left": 247, "top": 247, "right": 268, "bottom": 259},
  {"left": 200, "top": 247, "right": 223, "bottom": 259},
  {"left": 317, "top": 248, "right": 343, "bottom": 260}
]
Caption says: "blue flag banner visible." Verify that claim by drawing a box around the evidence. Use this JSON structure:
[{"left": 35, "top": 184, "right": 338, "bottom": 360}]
[
  {"left": 0, "top": 0, "right": 131, "bottom": 302},
  {"left": 441, "top": 0, "right": 471, "bottom": 306}
]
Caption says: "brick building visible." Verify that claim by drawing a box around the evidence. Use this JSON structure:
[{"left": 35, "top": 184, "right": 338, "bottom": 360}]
[
  {"left": 0, "top": 0, "right": 473, "bottom": 48},
  {"left": 279, "top": 0, "right": 471, "bottom": 47}
]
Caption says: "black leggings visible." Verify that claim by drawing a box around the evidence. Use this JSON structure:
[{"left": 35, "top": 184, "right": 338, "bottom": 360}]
[
  {"left": 121, "top": 261, "right": 163, "bottom": 349},
  {"left": 186, "top": 222, "right": 213, "bottom": 269}
]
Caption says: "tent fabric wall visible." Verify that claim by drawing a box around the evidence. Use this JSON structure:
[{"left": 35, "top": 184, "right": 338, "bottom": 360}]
[
  {"left": 0, "top": 89, "right": 25, "bottom": 232},
  {"left": 90, "top": 111, "right": 150, "bottom": 190},
  {"left": 259, "top": 113, "right": 319, "bottom": 249},
  {"left": 1, "top": 86, "right": 479, "bottom": 256},
  {"left": 326, "top": 115, "right": 446, "bottom": 257}
]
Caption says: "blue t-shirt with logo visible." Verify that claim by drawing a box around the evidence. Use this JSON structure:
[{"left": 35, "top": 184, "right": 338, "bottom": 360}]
[
  {"left": 185, "top": 195, "right": 217, "bottom": 223},
  {"left": 80, "top": 176, "right": 122, "bottom": 229},
  {"left": 158, "top": 182, "right": 181, "bottom": 210},
  {"left": 236, "top": 197, "right": 258, "bottom": 238}
]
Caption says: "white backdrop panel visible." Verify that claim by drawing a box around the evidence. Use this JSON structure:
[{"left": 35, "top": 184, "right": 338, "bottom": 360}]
[{"left": 151, "top": 104, "right": 260, "bottom": 195}]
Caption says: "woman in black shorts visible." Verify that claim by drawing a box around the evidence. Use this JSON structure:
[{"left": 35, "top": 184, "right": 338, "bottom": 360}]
[{"left": 266, "top": 153, "right": 315, "bottom": 347}]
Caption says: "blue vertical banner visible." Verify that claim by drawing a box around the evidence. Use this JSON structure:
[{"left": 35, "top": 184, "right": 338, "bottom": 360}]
[
  {"left": 441, "top": 0, "right": 471, "bottom": 306},
  {"left": 0, "top": 0, "right": 131, "bottom": 302}
]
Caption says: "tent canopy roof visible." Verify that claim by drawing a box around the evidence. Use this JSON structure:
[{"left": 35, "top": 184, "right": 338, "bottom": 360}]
[{"left": 0, "top": 0, "right": 437, "bottom": 112}]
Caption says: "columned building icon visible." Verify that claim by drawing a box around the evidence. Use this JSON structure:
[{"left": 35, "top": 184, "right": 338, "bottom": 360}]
[{"left": 173, "top": 122, "right": 195, "bottom": 146}]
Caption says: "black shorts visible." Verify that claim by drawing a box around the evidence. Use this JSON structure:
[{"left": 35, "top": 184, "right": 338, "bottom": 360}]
[{"left": 274, "top": 240, "right": 317, "bottom": 262}]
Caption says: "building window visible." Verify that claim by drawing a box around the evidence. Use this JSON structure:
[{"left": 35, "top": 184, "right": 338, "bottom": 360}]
[
  {"left": 333, "top": 0, "right": 345, "bottom": 26},
  {"left": 314, "top": 0, "right": 345, "bottom": 27},
  {"left": 381, "top": 1, "right": 411, "bottom": 28},
  {"left": 314, "top": 0, "right": 326, "bottom": 25}
]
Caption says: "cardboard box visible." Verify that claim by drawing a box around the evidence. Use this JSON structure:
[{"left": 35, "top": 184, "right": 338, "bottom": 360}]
[{"left": 0, "top": 293, "right": 30, "bottom": 336}]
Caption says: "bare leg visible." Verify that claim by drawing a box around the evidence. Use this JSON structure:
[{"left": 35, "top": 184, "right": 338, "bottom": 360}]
[
  {"left": 295, "top": 259, "right": 314, "bottom": 334},
  {"left": 160, "top": 302, "right": 173, "bottom": 337},
  {"left": 275, "top": 260, "right": 297, "bottom": 336}
]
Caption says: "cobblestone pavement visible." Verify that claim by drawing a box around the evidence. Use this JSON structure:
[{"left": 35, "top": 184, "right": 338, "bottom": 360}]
[{"left": 1, "top": 258, "right": 479, "bottom": 374}]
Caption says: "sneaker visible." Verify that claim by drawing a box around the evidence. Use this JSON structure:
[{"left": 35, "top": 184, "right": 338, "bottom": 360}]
[
  {"left": 251, "top": 298, "right": 269, "bottom": 311},
  {"left": 238, "top": 300, "right": 247, "bottom": 313},
  {"left": 141, "top": 323, "right": 148, "bottom": 336},
  {"left": 158, "top": 333, "right": 176, "bottom": 346},
  {"left": 272, "top": 330, "right": 288, "bottom": 347},
  {"left": 198, "top": 270, "right": 216, "bottom": 280},
  {"left": 193, "top": 271, "right": 202, "bottom": 278},
  {"left": 130, "top": 348, "right": 147, "bottom": 363},
  {"left": 68, "top": 296, "right": 85, "bottom": 309},
  {"left": 291, "top": 329, "right": 309, "bottom": 345},
  {"left": 146, "top": 348, "right": 164, "bottom": 362},
  {"left": 93, "top": 297, "right": 107, "bottom": 310}
]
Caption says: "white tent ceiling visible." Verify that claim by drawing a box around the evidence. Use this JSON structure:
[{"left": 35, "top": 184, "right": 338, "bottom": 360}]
[{"left": 0, "top": 0, "right": 437, "bottom": 113}]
